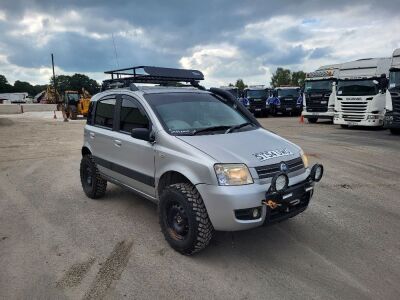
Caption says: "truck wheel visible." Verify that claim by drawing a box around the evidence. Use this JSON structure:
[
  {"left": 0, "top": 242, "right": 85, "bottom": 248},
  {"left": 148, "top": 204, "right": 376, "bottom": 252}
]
[
  {"left": 70, "top": 108, "right": 78, "bottom": 120},
  {"left": 308, "top": 118, "right": 318, "bottom": 123},
  {"left": 80, "top": 154, "right": 107, "bottom": 199},
  {"left": 390, "top": 128, "right": 400, "bottom": 135},
  {"left": 340, "top": 125, "right": 349, "bottom": 129},
  {"left": 159, "top": 183, "right": 214, "bottom": 255}
]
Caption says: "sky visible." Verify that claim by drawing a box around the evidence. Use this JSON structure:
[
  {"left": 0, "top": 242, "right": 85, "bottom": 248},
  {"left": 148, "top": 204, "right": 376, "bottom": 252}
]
[{"left": 0, "top": 0, "right": 399, "bottom": 87}]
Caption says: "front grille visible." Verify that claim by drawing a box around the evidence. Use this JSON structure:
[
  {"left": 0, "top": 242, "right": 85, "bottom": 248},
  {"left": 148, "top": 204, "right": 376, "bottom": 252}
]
[
  {"left": 340, "top": 101, "right": 367, "bottom": 122},
  {"left": 306, "top": 96, "right": 329, "bottom": 112},
  {"left": 255, "top": 157, "right": 304, "bottom": 179},
  {"left": 249, "top": 100, "right": 266, "bottom": 109},
  {"left": 391, "top": 91, "right": 400, "bottom": 113}
]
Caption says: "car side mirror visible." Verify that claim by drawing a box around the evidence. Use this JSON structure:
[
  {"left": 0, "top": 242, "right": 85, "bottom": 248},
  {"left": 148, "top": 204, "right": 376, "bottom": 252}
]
[{"left": 131, "top": 127, "right": 153, "bottom": 142}]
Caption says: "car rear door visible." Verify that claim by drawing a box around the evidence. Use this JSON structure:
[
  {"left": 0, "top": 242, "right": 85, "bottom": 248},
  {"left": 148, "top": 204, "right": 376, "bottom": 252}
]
[{"left": 88, "top": 95, "right": 118, "bottom": 178}]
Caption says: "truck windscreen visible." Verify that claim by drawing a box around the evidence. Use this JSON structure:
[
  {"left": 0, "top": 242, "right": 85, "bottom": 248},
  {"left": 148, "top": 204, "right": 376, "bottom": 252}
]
[
  {"left": 337, "top": 80, "right": 378, "bottom": 96},
  {"left": 277, "top": 89, "right": 299, "bottom": 97},
  {"left": 389, "top": 70, "right": 400, "bottom": 89},
  {"left": 305, "top": 80, "right": 333, "bottom": 92},
  {"left": 247, "top": 90, "right": 267, "bottom": 98}
]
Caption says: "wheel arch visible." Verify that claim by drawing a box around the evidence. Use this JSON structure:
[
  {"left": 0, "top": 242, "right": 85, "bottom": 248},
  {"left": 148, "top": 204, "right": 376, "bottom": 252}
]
[
  {"left": 157, "top": 171, "right": 193, "bottom": 197},
  {"left": 81, "top": 146, "right": 92, "bottom": 157}
]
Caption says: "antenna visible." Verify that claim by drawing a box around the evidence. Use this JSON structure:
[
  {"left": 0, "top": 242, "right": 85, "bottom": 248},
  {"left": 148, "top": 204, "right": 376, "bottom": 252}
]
[{"left": 111, "top": 33, "right": 119, "bottom": 68}]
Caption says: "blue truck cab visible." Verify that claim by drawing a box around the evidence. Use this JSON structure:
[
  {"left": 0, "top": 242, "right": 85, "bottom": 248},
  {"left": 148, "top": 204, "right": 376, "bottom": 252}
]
[
  {"left": 268, "top": 86, "right": 302, "bottom": 116},
  {"left": 240, "top": 85, "right": 271, "bottom": 116}
]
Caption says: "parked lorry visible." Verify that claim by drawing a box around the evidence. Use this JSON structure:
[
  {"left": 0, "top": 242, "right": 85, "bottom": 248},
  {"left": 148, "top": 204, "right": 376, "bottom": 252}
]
[
  {"left": 384, "top": 48, "right": 400, "bottom": 134},
  {"left": 241, "top": 85, "right": 270, "bottom": 116},
  {"left": 220, "top": 86, "right": 239, "bottom": 100},
  {"left": 268, "top": 86, "right": 302, "bottom": 116},
  {"left": 302, "top": 64, "right": 340, "bottom": 123},
  {"left": 334, "top": 58, "right": 391, "bottom": 128}
]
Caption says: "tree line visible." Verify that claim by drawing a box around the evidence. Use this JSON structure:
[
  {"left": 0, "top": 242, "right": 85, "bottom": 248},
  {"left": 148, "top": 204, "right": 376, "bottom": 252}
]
[
  {"left": 0, "top": 73, "right": 100, "bottom": 97},
  {"left": 229, "top": 67, "right": 307, "bottom": 92}
]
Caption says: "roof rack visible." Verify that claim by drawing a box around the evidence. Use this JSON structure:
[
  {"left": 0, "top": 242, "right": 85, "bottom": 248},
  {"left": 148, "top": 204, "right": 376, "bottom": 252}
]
[{"left": 101, "top": 66, "right": 205, "bottom": 91}]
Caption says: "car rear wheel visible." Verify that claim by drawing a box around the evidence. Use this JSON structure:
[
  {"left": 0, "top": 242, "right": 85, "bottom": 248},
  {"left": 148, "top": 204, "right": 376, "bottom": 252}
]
[
  {"left": 159, "top": 183, "right": 213, "bottom": 255},
  {"left": 80, "top": 154, "right": 107, "bottom": 199}
]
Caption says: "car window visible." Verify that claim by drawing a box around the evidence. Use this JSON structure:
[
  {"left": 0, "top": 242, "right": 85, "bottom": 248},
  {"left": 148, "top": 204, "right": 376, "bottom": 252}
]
[
  {"left": 94, "top": 97, "right": 116, "bottom": 129},
  {"left": 120, "top": 96, "right": 149, "bottom": 133}
]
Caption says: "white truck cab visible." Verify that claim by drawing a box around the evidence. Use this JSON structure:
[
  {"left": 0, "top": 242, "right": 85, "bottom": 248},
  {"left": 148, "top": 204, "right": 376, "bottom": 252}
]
[
  {"left": 333, "top": 58, "right": 391, "bottom": 127},
  {"left": 384, "top": 48, "right": 400, "bottom": 134},
  {"left": 302, "top": 64, "right": 340, "bottom": 123}
]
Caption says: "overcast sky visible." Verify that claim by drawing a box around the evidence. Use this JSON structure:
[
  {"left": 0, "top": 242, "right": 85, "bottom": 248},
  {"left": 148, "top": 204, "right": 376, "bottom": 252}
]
[{"left": 0, "top": 0, "right": 399, "bottom": 87}]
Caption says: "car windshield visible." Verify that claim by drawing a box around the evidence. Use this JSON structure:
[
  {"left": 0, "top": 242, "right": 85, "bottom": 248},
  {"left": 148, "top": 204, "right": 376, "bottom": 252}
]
[
  {"left": 145, "top": 93, "right": 254, "bottom": 135},
  {"left": 277, "top": 89, "right": 299, "bottom": 97},
  {"left": 305, "top": 80, "right": 333, "bottom": 92},
  {"left": 247, "top": 90, "right": 267, "bottom": 98},
  {"left": 389, "top": 70, "right": 400, "bottom": 89},
  {"left": 337, "top": 79, "right": 378, "bottom": 96}
]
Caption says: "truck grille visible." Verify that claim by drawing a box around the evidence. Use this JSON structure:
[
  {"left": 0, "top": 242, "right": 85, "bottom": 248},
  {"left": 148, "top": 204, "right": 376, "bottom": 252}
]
[
  {"left": 306, "top": 95, "right": 329, "bottom": 112},
  {"left": 391, "top": 91, "right": 400, "bottom": 113},
  {"left": 340, "top": 101, "right": 367, "bottom": 122},
  {"left": 249, "top": 100, "right": 265, "bottom": 109},
  {"left": 255, "top": 157, "right": 304, "bottom": 179}
]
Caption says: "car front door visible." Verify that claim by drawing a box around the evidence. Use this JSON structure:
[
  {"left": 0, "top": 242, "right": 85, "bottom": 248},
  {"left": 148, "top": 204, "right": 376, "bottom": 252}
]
[{"left": 110, "top": 94, "right": 156, "bottom": 198}]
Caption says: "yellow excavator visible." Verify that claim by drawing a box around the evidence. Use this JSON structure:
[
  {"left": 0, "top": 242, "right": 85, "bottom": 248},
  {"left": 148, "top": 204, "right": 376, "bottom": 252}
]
[{"left": 64, "top": 88, "right": 91, "bottom": 120}]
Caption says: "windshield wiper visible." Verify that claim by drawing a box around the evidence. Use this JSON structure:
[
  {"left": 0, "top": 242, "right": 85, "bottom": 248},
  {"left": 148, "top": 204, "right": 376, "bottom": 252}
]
[
  {"left": 225, "top": 122, "right": 253, "bottom": 134},
  {"left": 192, "top": 125, "right": 231, "bottom": 135}
]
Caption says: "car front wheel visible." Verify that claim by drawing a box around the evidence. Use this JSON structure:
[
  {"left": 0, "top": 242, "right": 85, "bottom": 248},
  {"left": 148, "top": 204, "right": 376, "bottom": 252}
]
[{"left": 159, "top": 183, "right": 214, "bottom": 255}]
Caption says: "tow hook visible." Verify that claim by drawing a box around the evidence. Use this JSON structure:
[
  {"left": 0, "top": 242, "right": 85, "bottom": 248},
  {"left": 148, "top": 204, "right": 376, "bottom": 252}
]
[{"left": 263, "top": 200, "right": 280, "bottom": 209}]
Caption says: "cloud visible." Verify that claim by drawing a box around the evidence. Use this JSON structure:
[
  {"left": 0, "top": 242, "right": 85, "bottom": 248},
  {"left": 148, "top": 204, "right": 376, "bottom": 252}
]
[{"left": 0, "top": 0, "right": 399, "bottom": 87}]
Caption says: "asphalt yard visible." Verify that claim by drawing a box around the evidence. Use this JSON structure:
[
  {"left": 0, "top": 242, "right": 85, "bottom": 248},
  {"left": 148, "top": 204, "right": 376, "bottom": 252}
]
[{"left": 1, "top": 113, "right": 399, "bottom": 299}]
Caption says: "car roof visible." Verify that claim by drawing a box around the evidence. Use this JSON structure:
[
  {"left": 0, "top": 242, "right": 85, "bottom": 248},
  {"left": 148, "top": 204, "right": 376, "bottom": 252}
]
[{"left": 90, "top": 86, "right": 211, "bottom": 102}]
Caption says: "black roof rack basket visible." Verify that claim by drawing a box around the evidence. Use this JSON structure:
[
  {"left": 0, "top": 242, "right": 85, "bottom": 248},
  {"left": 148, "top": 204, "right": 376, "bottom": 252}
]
[{"left": 102, "top": 66, "right": 204, "bottom": 91}]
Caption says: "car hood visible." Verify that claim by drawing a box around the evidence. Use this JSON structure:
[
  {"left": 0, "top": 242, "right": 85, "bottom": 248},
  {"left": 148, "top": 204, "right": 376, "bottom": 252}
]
[{"left": 176, "top": 128, "right": 301, "bottom": 167}]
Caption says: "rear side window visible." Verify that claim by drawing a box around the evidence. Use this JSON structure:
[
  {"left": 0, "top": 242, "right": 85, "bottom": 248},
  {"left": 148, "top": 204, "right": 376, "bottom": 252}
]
[
  {"left": 94, "top": 98, "right": 116, "bottom": 129},
  {"left": 86, "top": 102, "right": 95, "bottom": 125},
  {"left": 120, "top": 97, "right": 149, "bottom": 133}
]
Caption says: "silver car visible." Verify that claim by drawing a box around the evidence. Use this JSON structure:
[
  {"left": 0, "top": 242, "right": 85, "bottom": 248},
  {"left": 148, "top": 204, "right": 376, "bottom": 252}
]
[{"left": 80, "top": 66, "right": 324, "bottom": 255}]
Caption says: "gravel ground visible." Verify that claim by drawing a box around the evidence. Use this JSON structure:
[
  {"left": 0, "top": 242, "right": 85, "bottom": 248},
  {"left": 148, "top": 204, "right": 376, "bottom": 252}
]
[{"left": 0, "top": 113, "right": 399, "bottom": 299}]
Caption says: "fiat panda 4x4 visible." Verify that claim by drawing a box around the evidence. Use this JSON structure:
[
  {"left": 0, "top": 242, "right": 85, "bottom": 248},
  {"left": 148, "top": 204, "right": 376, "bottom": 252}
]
[{"left": 80, "top": 66, "right": 324, "bottom": 255}]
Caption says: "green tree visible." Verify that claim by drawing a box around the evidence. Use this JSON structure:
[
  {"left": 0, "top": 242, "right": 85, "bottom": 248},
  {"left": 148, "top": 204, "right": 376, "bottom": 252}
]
[
  {"left": 235, "top": 79, "right": 247, "bottom": 92},
  {"left": 270, "top": 68, "right": 291, "bottom": 88},
  {"left": 51, "top": 73, "right": 100, "bottom": 95},
  {"left": 291, "top": 71, "right": 306, "bottom": 87},
  {"left": 0, "top": 75, "right": 13, "bottom": 93}
]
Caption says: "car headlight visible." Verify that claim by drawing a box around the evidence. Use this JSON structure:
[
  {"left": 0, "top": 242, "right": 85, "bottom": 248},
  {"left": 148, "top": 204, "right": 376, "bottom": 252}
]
[
  {"left": 301, "top": 152, "right": 309, "bottom": 168},
  {"left": 214, "top": 164, "right": 253, "bottom": 186}
]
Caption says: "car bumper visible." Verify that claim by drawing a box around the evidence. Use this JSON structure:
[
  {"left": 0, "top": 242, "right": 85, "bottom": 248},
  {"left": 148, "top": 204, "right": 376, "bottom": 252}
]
[
  {"left": 196, "top": 170, "right": 313, "bottom": 231},
  {"left": 333, "top": 113, "right": 384, "bottom": 127},
  {"left": 302, "top": 110, "right": 333, "bottom": 119},
  {"left": 384, "top": 111, "right": 400, "bottom": 129},
  {"left": 275, "top": 106, "right": 301, "bottom": 113}
]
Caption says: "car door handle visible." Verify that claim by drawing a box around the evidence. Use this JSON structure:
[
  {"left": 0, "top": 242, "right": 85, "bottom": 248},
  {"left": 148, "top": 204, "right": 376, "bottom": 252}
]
[
  {"left": 114, "top": 139, "right": 122, "bottom": 147},
  {"left": 89, "top": 132, "right": 95, "bottom": 138}
]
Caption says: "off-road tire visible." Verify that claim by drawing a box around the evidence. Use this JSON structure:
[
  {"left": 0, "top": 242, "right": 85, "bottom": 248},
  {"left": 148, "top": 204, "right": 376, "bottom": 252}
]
[
  {"left": 80, "top": 154, "right": 107, "bottom": 199},
  {"left": 308, "top": 117, "right": 318, "bottom": 124},
  {"left": 390, "top": 128, "right": 400, "bottom": 135},
  {"left": 159, "top": 183, "right": 214, "bottom": 255}
]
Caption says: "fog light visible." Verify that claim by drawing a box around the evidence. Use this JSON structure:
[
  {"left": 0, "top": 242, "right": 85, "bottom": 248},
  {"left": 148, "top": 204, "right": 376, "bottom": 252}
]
[
  {"left": 271, "top": 172, "right": 289, "bottom": 193},
  {"left": 310, "top": 164, "right": 324, "bottom": 182},
  {"left": 252, "top": 208, "right": 260, "bottom": 218}
]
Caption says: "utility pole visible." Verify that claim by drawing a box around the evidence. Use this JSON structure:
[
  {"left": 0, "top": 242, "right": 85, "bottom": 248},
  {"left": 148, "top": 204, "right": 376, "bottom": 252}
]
[{"left": 51, "top": 53, "right": 68, "bottom": 121}]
